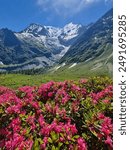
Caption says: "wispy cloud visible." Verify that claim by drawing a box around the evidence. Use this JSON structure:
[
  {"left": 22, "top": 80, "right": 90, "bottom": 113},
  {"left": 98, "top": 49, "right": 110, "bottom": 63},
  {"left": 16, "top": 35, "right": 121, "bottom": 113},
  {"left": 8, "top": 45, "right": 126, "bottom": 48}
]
[{"left": 36, "top": 0, "right": 110, "bottom": 17}]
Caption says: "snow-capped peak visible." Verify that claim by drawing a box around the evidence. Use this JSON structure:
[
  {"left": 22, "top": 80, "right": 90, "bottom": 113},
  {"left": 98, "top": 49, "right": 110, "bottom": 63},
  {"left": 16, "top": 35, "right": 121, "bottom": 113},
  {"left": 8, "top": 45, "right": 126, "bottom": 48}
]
[
  {"left": 61, "top": 22, "right": 82, "bottom": 41},
  {"left": 15, "top": 22, "right": 84, "bottom": 61},
  {"left": 63, "top": 22, "right": 81, "bottom": 30},
  {"left": 44, "top": 26, "right": 62, "bottom": 37},
  {"left": 23, "top": 23, "right": 43, "bottom": 33},
  {"left": 22, "top": 23, "right": 51, "bottom": 37},
  {"left": 21, "top": 22, "right": 82, "bottom": 39}
]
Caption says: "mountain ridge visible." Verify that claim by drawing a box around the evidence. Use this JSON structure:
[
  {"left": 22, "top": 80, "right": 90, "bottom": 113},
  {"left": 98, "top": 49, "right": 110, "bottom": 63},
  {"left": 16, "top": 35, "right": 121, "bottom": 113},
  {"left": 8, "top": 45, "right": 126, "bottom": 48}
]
[
  {"left": 59, "top": 8, "right": 113, "bottom": 64},
  {"left": 0, "top": 8, "right": 113, "bottom": 74},
  {"left": 0, "top": 22, "right": 88, "bottom": 71}
]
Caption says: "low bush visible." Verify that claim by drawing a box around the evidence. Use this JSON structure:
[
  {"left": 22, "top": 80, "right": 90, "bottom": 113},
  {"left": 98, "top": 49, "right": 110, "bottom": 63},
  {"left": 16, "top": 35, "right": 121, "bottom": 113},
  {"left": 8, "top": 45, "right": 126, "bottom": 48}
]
[{"left": 0, "top": 77, "right": 112, "bottom": 150}]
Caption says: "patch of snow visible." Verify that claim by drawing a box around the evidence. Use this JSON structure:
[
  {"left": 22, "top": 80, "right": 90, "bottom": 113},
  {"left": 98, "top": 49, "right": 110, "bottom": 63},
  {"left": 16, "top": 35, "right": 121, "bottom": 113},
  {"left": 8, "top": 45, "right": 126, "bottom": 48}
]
[
  {"left": 23, "top": 24, "right": 43, "bottom": 33},
  {"left": 61, "top": 22, "right": 81, "bottom": 41},
  {"left": 54, "top": 63, "right": 66, "bottom": 71},
  {"left": 58, "top": 46, "right": 70, "bottom": 58},
  {"left": 63, "top": 34, "right": 78, "bottom": 41},
  {"left": 63, "top": 22, "right": 81, "bottom": 32},
  {"left": 0, "top": 61, "right": 4, "bottom": 65},
  {"left": 91, "top": 63, "right": 102, "bottom": 71},
  {"left": 103, "top": 21, "right": 107, "bottom": 24},
  {"left": 55, "top": 66, "right": 61, "bottom": 71},
  {"left": 62, "top": 63, "right": 66, "bottom": 67},
  {"left": 44, "top": 26, "right": 62, "bottom": 37},
  {"left": 69, "top": 63, "right": 77, "bottom": 69},
  {"left": 85, "top": 57, "right": 94, "bottom": 62},
  {"left": 94, "top": 37, "right": 97, "bottom": 40}
]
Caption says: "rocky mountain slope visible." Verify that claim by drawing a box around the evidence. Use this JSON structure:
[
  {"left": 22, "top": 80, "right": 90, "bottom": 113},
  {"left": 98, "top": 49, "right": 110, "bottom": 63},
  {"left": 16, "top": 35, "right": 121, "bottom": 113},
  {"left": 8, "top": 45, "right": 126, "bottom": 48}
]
[
  {"left": 0, "top": 8, "right": 113, "bottom": 74},
  {"left": 50, "top": 9, "right": 113, "bottom": 76},
  {"left": 59, "top": 9, "right": 113, "bottom": 64}
]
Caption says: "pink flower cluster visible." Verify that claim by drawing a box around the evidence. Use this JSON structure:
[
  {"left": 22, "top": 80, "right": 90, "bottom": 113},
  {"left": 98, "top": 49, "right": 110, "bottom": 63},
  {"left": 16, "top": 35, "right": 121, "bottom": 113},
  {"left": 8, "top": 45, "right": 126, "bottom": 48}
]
[
  {"left": 0, "top": 79, "right": 112, "bottom": 149},
  {"left": 98, "top": 113, "right": 113, "bottom": 148},
  {"left": 90, "top": 85, "right": 113, "bottom": 104}
]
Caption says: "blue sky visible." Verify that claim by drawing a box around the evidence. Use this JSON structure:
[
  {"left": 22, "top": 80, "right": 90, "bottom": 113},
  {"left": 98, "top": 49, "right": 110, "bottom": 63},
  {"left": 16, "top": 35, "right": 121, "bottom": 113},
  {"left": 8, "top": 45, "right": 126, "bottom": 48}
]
[{"left": 0, "top": 0, "right": 112, "bottom": 31}]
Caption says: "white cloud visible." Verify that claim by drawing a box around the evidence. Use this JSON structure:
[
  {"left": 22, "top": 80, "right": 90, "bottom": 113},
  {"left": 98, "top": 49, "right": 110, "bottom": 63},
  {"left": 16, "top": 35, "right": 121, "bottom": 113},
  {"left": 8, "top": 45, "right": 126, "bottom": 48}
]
[{"left": 37, "top": 0, "right": 111, "bottom": 17}]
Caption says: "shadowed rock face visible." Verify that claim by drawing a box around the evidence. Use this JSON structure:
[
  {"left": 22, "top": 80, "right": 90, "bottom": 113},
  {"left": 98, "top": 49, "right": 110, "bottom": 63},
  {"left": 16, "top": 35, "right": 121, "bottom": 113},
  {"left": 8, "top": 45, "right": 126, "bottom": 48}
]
[{"left": 0, "top": 28, "right": 21, "bottom": 46}]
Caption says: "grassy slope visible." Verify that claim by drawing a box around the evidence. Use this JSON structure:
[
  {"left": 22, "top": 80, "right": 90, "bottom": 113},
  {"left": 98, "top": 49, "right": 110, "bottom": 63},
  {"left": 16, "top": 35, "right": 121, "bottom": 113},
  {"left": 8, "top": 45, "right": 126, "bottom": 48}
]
[
  {"left": 0, "top": 73, "right": 80, "bottom": 89},
  {"left": 49, "top": 44, "right": 113, "bottom": 79},
  {"left": 0, "top": 45, "right": 113, "bottom": 89},
  {"left": 0, "top": 64, "right": 112, "bottom": 89},
  {"left": 0, "top": 72, "right": 112, "bottom": 89}
]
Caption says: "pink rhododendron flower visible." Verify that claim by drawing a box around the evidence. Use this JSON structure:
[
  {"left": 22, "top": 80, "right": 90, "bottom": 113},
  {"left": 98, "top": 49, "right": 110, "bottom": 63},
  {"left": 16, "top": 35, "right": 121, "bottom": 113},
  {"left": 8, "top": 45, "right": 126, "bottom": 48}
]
[
  {"left": 61, "top": 95, "right": 70, "bottom": 104},
  {"left": 98, "top": 113, "right": 105, "bottom": 119},
  {"left": 103, "top": 99, "right": 110, "bottom": 104},
  {"left": 77, "top": 137, "right": 87, "bottom": 150},
  {"left": 105, "top": 136, "right": 113, "bottom": 148},
  {"left": 79, "top": 79, "right": 88, "bottom": 84}
]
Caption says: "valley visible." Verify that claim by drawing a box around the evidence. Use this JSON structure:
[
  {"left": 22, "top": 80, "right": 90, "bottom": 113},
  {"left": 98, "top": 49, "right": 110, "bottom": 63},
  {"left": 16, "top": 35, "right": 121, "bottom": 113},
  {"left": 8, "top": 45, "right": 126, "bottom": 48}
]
[{"left": 0, "top": 9, "right": 113, "bottom": 76}]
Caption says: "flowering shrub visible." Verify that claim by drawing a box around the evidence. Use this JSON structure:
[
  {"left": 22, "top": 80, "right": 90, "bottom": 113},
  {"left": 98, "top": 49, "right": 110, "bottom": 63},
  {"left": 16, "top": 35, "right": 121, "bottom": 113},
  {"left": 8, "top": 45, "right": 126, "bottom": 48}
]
[{"left": 0, "top": 77, "right": 112, "bottom": 150}]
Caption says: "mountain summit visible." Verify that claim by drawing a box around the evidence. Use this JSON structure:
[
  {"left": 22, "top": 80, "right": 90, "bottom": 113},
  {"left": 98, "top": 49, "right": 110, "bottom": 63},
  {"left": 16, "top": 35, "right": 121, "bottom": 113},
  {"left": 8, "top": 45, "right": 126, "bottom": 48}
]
[{"left": 22, "top": 23, "right": 49, "bottom": 36}]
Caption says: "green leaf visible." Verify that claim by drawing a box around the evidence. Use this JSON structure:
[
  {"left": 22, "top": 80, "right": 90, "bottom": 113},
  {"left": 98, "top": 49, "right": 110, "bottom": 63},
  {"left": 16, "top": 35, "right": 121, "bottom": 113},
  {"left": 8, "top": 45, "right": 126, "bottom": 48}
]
[
  {"left": 32, "top": 138, "right": 40, "bottom": 150},
  {"left": 60, "top": 133, "right": 64, "bottom": 138},
  {"left": 21, "top": 92, "right": 26, "bottom": 98},
  {"left": 48, "top": 137, "right": 53, "bottom": 143},
  {"left": 26, "top": 128, "right": 30, "bottom": 135},
  {"left": 52, "top": 145, "right": 56, "bottom": 150},
  {"left": 71, "top": 138, "right": 75, "bottom": 142},
  {"left": 38, "top": 138, "right": 43, "bottom": 144},
  {"left": 51, "top": 131, "right": 59, "bottom": 141},
  {"left": 58, "top": 142, "right": 63, "bottom": 148},
  {"left": 73, "top": 135, "right": 80, "bottom": 139},
  {"left": 65, "top": 141, "right": 69, "bottom": 145},
  {"left": 82, "top": 133, "right": 88, "bottom": 139}
]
